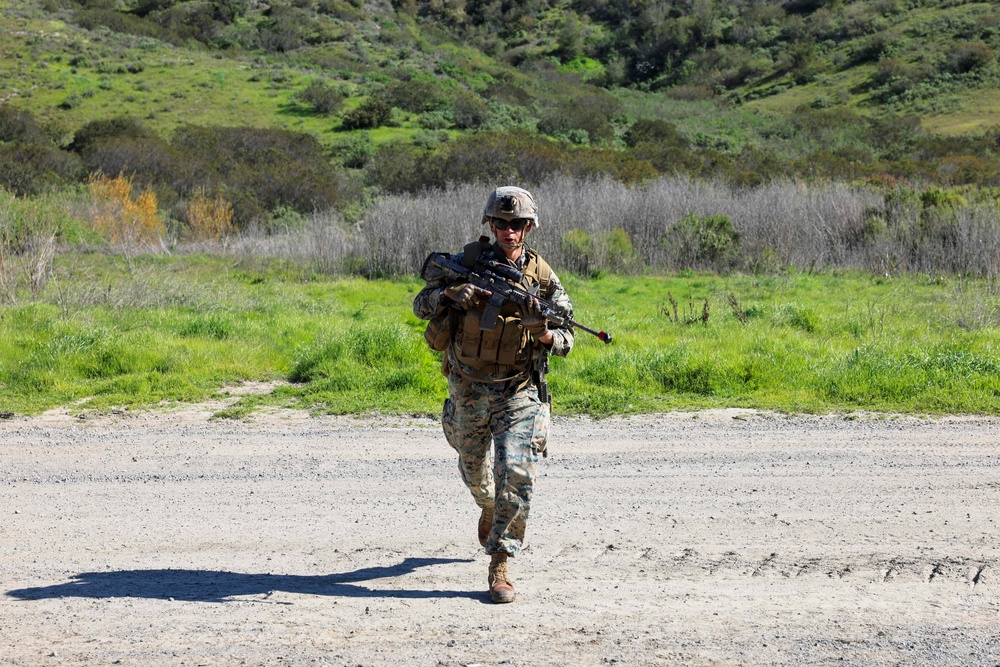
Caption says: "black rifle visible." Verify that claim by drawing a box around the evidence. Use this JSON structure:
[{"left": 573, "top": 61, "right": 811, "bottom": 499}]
[{"left": 420, "top": 251, "right": 613, "bottom": 344}]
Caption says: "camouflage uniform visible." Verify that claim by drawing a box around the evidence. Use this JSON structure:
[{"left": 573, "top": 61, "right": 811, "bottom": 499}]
[{"left": 413, "top": 242, "right": 574, "bottom": 557}]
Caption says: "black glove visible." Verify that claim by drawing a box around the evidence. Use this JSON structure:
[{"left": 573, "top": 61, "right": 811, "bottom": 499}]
[{"left": 444, "top": 283, "right": 491, "bottom": 310}]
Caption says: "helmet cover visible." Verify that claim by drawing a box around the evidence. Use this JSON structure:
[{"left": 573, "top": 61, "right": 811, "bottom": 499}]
[{"left": 482, "top": 186, "right": 538, "bottom": 228}]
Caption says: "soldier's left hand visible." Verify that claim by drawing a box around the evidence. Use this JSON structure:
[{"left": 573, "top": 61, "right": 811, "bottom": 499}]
[{"left": 520, "top": 297, "right": 547, "bottom": 337}]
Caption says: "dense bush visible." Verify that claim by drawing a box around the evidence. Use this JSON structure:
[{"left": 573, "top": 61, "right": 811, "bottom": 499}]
[
  {"left": 560, "top": 229, "right": 594, "bottom": 274},
  {"left": 71, "top": 117, "right": 156, "bottom": 154},
  {"left": 73, "top": 7, "right": 164, "bottom": 40},
  {"left": 624, "top": 119, "right": 689, "bottom": 149},
  {"left": 296, "top": 82, "right": 346, "bottom": 115},
  {"left": 417, "top": 130, "right": 567, "bottom": 191},
  {"left": 946, "top": 42, "right": 995, "bottom": 74},
  {"left": 78, "top": 135, "right": 194, "bottom": 215},
  {"left": 342, "top": 98, "right": 392, "bottom": 130},
  {"left": 379, "top": 80, "right": 447, "bottom": 113},
  {"left": 0, "top": 106, "right": 49, "bottom": 145},
  {"left": 535, "top": 90, "right": 620, "bottom": 145},
  {"left": 663, "top": 212, "right": 742, "bottom": 271},
  {"left": 596, "top": 227, "right": 639, "bottom": 273},
  {"left": 170, "top": 125, "right": 351, "bottom": 223},
  {"left": 333, "top": 131, "right": 376, "bottom": 169},
  {"left": 0, "top": 107, "right": 82, "bottom": 196},
  {"left": 258, "top": 4, "right": 324, "bottom": 52},
  {"left": 450, "top": 91, "right": 490, "bottom": 130},
  {"left": 366, "top": 141, "right": 425, "bottom": 193},
  {"left": 0, "top": 143, "right": 83, "bottom": 197}
]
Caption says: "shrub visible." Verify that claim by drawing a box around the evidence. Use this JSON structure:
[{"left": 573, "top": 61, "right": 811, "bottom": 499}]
[
  {"left": 433, "top": 130, "right": 565, "bottom": 187},
  {"left": 71, "top": 117, "right": 155, "bottom": 154},
  {"left": 0, "top": 195, "right": 64, "bottom": 299},
  {"left": 782, "top": 40, "right": 821, "bottom": 83},
  {"left": 536, "top": 90, "right": 619, "bottom": 144},
  {"left": 412, "top": 130, "right": 450, "bottom": 149},
  {"left": 782, "top": 304, "right": 818, "bottom": 333},
  {"left": 597, "top": 227, "right": 638, "bottom": 273},
  {"left": 296, "top": 82, "right": 345, "bottom": 115},
  {"left": 664, "top": 212, "right": 742, "bottom": 271},
  {"left": 267, "top": 205, "right": 308, "bottom": 233},
  {"left": 451, "top": 91, "right": 490, "bottom": 130},
  {"left": 78, "top": 135, "right": 186, "bottom": 201},
  {"left": 0, "top": 106, "right": 48, "bottom": 144},
  {"left": 848, "top": 32, "right": 899, "bottom": 65},
  {"left": 624, "top": 119, "right": 689, "bottom": 150},
  {"left": 624, "top": 119, "right": 698, "bottom": 175},
  {"left": 184, "top": 187, "right": 235, "bottom": 242},
  {"left": 934, "top": 156, "right": 1000, "bottom": 187},
  {"left": 946, "top": 42, "right": 994, "bottom": 74},
  {"left": 379, "top": 80, "right": 446, "bottom": 113},
  {"left": 87, "top": 171, "right": 165, "bottom": 247},
  {"left": 341, "top": 97, "right": 392, "bottom": 130},
  {"left": 0, "top": 143, "right": 83, "bottom": 196},
  {"left": 555, "top": 12, "right": 585, "bottom": 60},
  {"left": 560, "top": 229, "right": 594, "bottom": 274},
  {"left": 332, "top": 131, "right": 375, "bottom": 169},
  {"left": 563, "top": 148, "right": 659, "bottom": 184},
  {"left": 59, "top": 94, "right": 84, "bottom": 110},
  {"left": 73, "top": 8, "right": 164, "bottom": 40},
  {"left": 258, "top": 4, "right": 320, "bottom": 52},
  {"left": 417, "top": 110, "right": 452, "bottom": 130},
  {"left": 171, "top": 125, "right": 348, "bottom": 223},
  {"left": 365, "top": 141, "right": 426, "bottom": 193},
  {"left": 627, "top": 141, "right": 701, "bottom": 176}
]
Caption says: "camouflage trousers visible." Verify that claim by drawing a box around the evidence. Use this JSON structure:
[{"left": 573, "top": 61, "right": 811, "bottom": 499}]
[{"left": 441, "top": 370, "right": 550, "bottom": 557}]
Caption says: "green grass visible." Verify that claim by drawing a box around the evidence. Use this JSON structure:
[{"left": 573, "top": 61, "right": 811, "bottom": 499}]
[{"left": 1, "top": 253, "right": 999, "bottom": 418}]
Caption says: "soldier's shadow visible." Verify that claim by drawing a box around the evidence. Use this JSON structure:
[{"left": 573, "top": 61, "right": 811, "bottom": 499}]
[{"left": 7, "top": 557, "right": 486, "bottom": 603}]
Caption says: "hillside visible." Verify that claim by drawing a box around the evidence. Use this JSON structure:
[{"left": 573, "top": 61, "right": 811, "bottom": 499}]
[{"left": 2, "top": 0, "right": 1000, "bottom": 223}]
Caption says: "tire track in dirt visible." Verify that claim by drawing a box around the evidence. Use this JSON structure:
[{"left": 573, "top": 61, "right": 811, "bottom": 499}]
[{"left": 557, "top": 545, "right": 998, "bottom": 588}]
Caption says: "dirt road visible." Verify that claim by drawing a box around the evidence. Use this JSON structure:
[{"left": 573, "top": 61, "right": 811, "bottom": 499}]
[{"left": 1, "top": 407, "right": 998, "bottom": 666}]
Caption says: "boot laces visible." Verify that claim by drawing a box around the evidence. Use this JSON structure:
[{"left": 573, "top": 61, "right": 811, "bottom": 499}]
[{"left": 489, "top": 555, "right": 511, "bottom": 585}]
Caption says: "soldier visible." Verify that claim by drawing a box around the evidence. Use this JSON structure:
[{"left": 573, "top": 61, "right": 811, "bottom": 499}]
[{"left": 413, "top": 186, "right": 575, "bottom": 603}]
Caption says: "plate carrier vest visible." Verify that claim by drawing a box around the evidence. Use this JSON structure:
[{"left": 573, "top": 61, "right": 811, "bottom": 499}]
[{"left": 452, "top": 236, "right": 552, "bottom": 380}]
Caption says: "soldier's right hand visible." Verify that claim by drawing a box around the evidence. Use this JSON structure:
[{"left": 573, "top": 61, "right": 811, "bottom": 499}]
[{"left": 443, "top": 283, "right": 491, "bottom": 310}]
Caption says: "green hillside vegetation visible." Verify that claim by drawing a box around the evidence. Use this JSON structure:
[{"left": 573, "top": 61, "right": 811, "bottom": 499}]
[{"left": 1, "top": 0, "right": 999, "bottom": 223}]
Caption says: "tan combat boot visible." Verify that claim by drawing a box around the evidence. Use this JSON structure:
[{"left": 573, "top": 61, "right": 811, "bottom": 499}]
[
  {"left": 488, "top": 552, "right": 516, "bottom": 603},
  {"left": 478, "top": 506, "right": 493, "bottom": 547}
]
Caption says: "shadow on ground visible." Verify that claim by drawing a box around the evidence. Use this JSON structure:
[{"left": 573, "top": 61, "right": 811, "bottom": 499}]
[{"left": 7, "top": 557, "right": 484, "bottom": 603}]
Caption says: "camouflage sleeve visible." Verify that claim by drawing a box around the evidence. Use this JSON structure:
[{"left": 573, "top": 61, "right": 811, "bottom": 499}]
[
  {"left": 412, "top": 251, "right": 463, "bottom": 320},
  {"left": 544, "top": 270, "right": 574, "bottom": 358},
  {"left": 413, "top": 283, "right": 447, "bottom": 321}
]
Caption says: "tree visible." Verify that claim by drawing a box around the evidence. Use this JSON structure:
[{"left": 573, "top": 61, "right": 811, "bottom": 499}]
[{"left": 556, "top": 11, "right": 584, "bottom": 60}]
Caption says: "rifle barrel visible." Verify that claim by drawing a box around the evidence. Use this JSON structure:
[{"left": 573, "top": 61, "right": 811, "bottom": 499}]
[{"left": 570, "top": 319, "right": 613, "bottom": 344}]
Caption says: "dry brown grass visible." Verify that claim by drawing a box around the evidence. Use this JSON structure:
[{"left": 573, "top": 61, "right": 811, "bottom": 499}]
[
  {"left": 159, "top": 176, "right": 1000, "bottom": 280},
  {"left": 0, "top": 196, "right": 58, "bottom": 302}
]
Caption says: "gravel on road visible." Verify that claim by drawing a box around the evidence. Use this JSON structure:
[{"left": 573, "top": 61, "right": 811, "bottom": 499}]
[{"left": 1, "top": 407, "right": 998, "bottom": 666}]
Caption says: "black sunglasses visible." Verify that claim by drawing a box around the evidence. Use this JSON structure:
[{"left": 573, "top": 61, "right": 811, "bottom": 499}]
[{"left": 491, "top": 217, "right": 529, "bottom": 231}]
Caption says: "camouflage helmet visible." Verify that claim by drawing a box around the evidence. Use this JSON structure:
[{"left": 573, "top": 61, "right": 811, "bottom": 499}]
[{"left": 482, "top": 186, "right": 539, "bottom": 229}]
